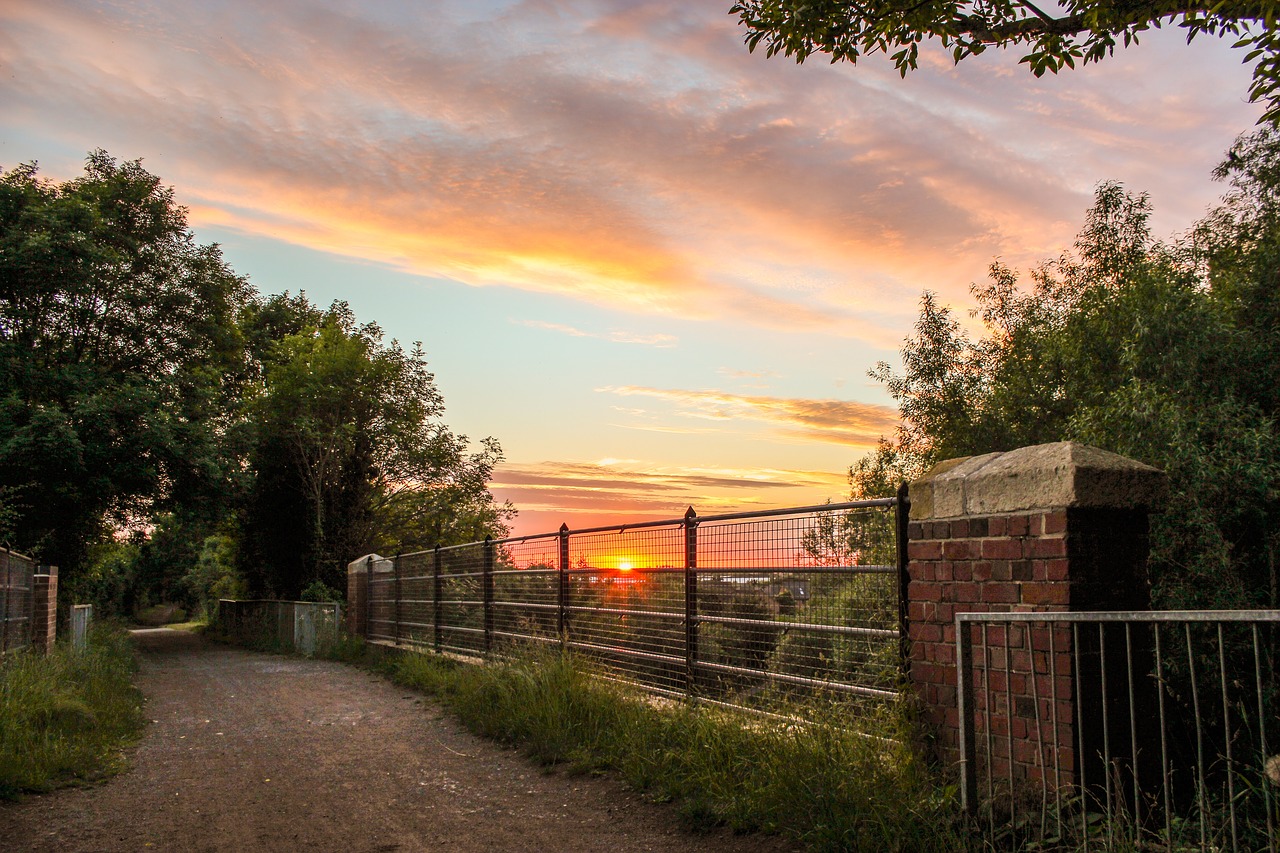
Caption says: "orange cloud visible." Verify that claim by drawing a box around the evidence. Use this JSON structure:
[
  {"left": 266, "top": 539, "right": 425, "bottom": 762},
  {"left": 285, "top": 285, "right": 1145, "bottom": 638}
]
[{"left": 598, "top": 386, "right": 899, "bottom": 447}]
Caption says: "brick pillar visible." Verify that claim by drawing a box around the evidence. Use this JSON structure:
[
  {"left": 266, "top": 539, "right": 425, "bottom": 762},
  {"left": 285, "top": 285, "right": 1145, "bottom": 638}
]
[
  {"left": 347, "top": 555, "right": 372, "bottom": 637},
  {"left": 906, "top": 442, "right": 1166, "bottom": 787},
  {"left": 32, "top": 565, "right": 58, "bottom": 653}
]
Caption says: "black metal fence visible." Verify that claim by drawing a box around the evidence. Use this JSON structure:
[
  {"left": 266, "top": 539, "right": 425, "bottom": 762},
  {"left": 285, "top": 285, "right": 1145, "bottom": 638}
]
[
  {"left": 1, "top": 547, "right": 36, "bottom": 653},
  {"left": 957, "top": 610, "right": 1280, "bottom": 851},
  {"left": 366, "top": 499, "right": 907, "bottom": 717}
]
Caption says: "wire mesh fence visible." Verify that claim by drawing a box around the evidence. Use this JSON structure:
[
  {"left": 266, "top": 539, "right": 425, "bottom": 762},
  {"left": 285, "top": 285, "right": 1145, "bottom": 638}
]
[
  {"left": 0, "top": 547, "right": 36, "bottom": 653},
  {"left": 957, "top": 610, "right": 1280, "bottom": 852},
  {"left": 367, "top": 499, "right": 906, "bottom": 717}
]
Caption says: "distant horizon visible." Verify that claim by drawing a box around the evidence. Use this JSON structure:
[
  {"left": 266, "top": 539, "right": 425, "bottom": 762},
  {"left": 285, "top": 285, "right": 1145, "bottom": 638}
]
[{"left": 1, "top": 0, "right": 1262, "bottom": 538}]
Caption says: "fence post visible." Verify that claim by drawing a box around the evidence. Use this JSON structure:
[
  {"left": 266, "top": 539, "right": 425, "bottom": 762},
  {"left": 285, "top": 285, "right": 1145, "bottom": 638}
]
[
  {"left": 365, "top": 555, "right": 374, "bottom": 640},
  {"left": 684, "top": 507, "right": 698, "bottom": 696},
  {"left": 896, "top": 481, "right": 911, "bottom": 669},
  {"left": 394, "top": 553, "right": 402, "bottom": 645},
  {"left": 558, "top": 523, "right": 570, "bottom": 650},
  {"left": 905, "top": 441, "right": 1167, "bottom": 798},
  {"left": 955, "top": 616, "right": 977, "bottom": 813},
  {"left": 1, "top": 549, "right": 10, "bottom": 654},
  {"left": 483, "top": 536, "right": 494, "bottom": 655},
  {"left": 31, "top": 565, "right": 57, "bottom": 654},
  {"left": 433, "top": 545, "right": 443, "bottom": 652}
]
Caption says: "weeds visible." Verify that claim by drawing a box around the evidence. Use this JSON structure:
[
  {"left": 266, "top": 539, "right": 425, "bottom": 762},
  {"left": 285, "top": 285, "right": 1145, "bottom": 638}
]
[
  {"left": 349, "top": 641, "right": 963, "bottom": 851},
  {"left": 0, "top": 624, "right": 146, "bottom": 799}
]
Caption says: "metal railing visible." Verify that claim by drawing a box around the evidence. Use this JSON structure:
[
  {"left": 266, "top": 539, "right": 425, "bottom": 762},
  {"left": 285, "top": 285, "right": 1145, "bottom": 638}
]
[
  {"left": 1, "top": 547, "right": 36, "bottom": 653},
  {"left": 368, "top": 498, "right": 907, "bottom": 717},
  {"left": 218, "top": 600, "right": 343, "bottom": 656},
  {"left": 957, "top": 610, "right": 1280, "bottom": 851}
]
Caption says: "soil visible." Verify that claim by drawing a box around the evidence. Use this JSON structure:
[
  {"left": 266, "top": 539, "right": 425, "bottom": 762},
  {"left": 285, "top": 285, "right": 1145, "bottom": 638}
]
[{"left": 0, "top": 629, "right": 802, "bottom": 853}]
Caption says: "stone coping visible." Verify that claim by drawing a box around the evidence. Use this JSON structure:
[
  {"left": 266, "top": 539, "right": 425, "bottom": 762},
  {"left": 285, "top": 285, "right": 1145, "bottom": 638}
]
[{"left": 909, "top": 441, "right": 1168, "bottom": 520}]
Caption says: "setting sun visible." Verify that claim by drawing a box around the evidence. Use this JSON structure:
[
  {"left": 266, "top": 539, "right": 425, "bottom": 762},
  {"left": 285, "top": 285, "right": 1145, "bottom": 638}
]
[{"left": 617, "top": 559, "right": 633, "bottom": 572}]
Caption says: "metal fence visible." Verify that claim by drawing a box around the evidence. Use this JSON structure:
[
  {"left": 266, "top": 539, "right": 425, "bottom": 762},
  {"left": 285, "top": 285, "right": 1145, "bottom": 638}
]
[
  {"left": 957, "top": 610, "right": 1280, "bottom": 851},
  {"left": 368, "top": 499, "right": 907, "bottom": 716},
  {"left": 218, "top": 600, "right": 343, "bottom": 656},
  {"left": 1, "top": 547, "right": 36, "bottom": 653}
]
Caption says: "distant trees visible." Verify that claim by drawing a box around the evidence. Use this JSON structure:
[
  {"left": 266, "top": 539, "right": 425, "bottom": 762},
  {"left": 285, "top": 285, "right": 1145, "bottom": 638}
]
[
  {"left": 857, "top": 130, "right": 1280, "bottom": 609},
  {"left": 0, "top": 153, "right": 512, "bottom": 612}
]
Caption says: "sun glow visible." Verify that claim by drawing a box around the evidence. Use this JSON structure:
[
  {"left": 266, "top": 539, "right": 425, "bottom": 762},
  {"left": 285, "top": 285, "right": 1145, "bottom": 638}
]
[{"left": 617, "top": 559, "right": 633, "bottom": 572}]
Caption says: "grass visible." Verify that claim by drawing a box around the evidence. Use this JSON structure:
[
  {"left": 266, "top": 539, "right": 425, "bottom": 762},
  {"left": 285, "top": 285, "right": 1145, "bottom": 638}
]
[
  {"left": 0, "top": 623, "right": 146, "bottom": 800},
  {"left": 325, "top": 639, "right": 964, "bottom": 851}
]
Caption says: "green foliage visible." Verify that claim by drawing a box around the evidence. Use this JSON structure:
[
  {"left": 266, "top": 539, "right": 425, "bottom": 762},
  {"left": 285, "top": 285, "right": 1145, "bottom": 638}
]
[
  {"left": 298, "top": 579, "right": 343, "bottom": 603},
  {"left": 731, "top": 0, "right": 1280, "bottom": 123},
  {"left": 0, "top": 153, "right": 251, "bottom": 579},
  {"left": 240, "top": 296, "right": 513, "bottom": 598},
  {"left": 862, "top": 131, "right": 1280, "bottom": 609},
  {"left": 1, "top": 152, "right": 512, "bottom": 611},
  {"left": 381, "top": 647, "right": 960, "bottom": 850},
  {"left": 64, "top": 540, "right": 141, "bottom": 619},
  {"left": 0, "top": 623, "right": 146, "bottom": 799},
  {"left": 181, "top": 534, "right": 245, "bottom": 618}
]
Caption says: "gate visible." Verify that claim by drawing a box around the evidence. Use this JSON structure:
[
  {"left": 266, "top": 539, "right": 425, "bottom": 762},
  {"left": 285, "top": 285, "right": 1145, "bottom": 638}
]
[{"left": 956, "top": 609, "right": 1279, "bottom": 851}]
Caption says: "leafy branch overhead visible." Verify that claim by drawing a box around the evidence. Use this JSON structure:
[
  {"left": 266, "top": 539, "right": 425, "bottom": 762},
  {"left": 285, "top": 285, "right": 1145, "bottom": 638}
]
[{"left": 730, "top": 0, "right": 1280, "bottom": 121}]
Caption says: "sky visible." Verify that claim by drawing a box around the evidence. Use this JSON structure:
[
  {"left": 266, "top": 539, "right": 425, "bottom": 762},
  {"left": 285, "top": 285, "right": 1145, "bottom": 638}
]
[{"left": 0, "top": 0, "right": 1264, "bottom": 538}]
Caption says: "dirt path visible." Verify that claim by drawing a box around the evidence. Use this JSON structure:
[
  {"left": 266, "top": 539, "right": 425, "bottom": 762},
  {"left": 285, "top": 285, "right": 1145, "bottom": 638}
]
[{"left": 1, "top": 630, "right": 799, "bottom": 853}]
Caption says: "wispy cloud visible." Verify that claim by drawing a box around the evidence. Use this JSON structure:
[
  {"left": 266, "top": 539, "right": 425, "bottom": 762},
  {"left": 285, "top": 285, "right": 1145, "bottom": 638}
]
[
  {"left": 599, "top": 385, "right": 899, "bottom": 447},
  {"left": 515, "top": 319, "right": 677, "bottom": 347},
  {"left": 1, "top": 0, "right": 1252, "bottom": 348}
]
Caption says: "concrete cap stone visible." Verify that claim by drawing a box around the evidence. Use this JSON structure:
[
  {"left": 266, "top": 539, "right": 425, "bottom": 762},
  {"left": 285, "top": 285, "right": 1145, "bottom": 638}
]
[
  {"left": 347, "top": 554, "right": 390, "bottom": 575},
  {"left": 909, "top": 441, "right": 1168, "bottom": 520}
]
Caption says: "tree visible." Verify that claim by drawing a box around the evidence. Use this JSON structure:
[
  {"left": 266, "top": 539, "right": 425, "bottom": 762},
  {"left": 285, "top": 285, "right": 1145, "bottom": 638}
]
[
  {"left": 730, "top": 0, "right": 1280, "bottom": 122},
  {"left": 860, "top": 132, "right": 1280, "bottom": 609},
  {"left": 239, "top": 297, "right": 512, "bottom": 597},
  {"left": 0, "top": 152, "right": 250, "bottom": 578}
]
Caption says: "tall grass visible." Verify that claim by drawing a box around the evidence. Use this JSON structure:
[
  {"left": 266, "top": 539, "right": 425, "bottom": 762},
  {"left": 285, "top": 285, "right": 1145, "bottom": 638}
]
[
  {"left": 0, "top": 624, "right": 146, "bottom": 799},
  {"left": 368, "top": 643, "right": 963, "bottom": 851}
]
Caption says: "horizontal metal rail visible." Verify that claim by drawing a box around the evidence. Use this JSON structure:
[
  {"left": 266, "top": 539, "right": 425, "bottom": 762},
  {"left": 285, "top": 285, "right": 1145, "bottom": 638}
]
[
  {"left": 958, "top": 609, "right": 1280, "bottom": 624},
  {"left": 694, "top": 659, "right": 899, "bottom": 700}
]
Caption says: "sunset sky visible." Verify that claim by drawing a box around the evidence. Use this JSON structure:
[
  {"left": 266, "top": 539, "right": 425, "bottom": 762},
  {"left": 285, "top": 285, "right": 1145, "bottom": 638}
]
[{"left": 0, "top": 0, "right": 1263, "bottom": 537}]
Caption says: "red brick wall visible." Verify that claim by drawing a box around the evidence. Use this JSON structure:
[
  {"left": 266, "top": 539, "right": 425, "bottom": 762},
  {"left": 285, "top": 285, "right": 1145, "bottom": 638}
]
[
  {"left": 347, "top": 558, "right": 368, "bottom": 637},
  {"left": 32, "top": 566, "right": 57, "bottom": 654},
  {"left": 907, "top": 505, "right": 1151, "bottom": 788}
]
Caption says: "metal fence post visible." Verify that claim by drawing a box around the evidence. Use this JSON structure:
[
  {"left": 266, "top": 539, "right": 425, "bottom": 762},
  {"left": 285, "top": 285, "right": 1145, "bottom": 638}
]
[
  {"left": 896, "top": 481, "right": 911, "bottom": 669},
  {"left": 956, "top": 615, "right": 978, "bottom": 815},
  {"left": 393, "top": 553, "right": 402, "bottom": 645},
  {"left": 433, "top": 545, "right": 443, "bottom": 652},
  {"left": 483, "top": 536, "right": 494, "bottom": 655},
  {"left": 558, "top": 523, "right": 570, "bottom": 650},
  {"left": 684, "top": 507, "right": 698, "bottom": 697}
]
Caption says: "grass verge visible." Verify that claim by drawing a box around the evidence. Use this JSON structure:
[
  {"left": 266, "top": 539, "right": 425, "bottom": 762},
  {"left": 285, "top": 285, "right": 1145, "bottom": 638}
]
[
  {"left": 0, "top": 624, "right": 146, "bottom": 800},
  {"left": 326, "top": 640, "right": 962, "bottom": 851}
]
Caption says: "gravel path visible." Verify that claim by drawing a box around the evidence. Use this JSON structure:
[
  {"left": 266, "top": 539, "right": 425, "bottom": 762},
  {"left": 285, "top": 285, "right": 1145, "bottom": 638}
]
[{"left": 1, "top": 629, "right": 800, "bottom": 853}]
